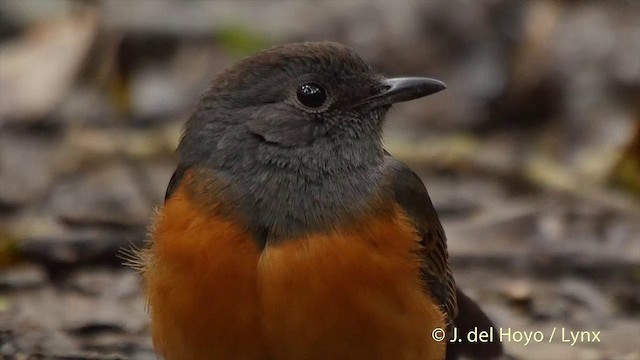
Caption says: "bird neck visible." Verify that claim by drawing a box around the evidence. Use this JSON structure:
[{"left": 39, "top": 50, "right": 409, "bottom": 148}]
[{"left": 187, "top": 131, "right": 387, "bottom": 244}]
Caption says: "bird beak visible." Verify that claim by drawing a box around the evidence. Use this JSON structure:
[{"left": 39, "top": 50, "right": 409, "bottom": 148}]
[{"left": 362, "top": 77, "right": 446, "bottom": 108}]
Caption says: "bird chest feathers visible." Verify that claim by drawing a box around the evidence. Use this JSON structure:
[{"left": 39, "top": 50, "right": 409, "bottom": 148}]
[
  {"left": 143, "top": 183, "right": 446, "bottom": 360},
  {"left": 139, "top": 41, "right": 502, "bottom": 360}
]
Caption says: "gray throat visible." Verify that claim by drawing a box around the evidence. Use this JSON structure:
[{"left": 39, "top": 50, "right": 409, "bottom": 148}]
[{"left": 196, "top": 130, "right": 387, "bottom": 244}]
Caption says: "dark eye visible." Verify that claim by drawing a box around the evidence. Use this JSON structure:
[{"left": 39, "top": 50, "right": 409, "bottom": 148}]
[{"left": 296, "top": 83, "right": 327, "bottom": 109}]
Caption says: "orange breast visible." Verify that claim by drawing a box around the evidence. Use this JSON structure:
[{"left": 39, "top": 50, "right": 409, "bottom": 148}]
[
  {"left": 144, "top": 185, "right": 446, "bottom": 360},
  {"left": 144, "top": 187, "right": 270, "bottom": 360}
]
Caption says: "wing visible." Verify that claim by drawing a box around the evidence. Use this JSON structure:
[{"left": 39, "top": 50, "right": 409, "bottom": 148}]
[
  {"left": 386, "top": 155, "right": 504, "bottom": 360},
  {"left": 165, "top": 165, "right": 189, "bottom": 202},
  {"left": 446, "top": 288, "right": 504, "bottom": 360},
  {"left": 386, "top": 156, "right": 458, "bottom": 332}
]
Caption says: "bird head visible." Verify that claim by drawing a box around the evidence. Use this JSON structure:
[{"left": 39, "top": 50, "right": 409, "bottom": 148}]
[
  {"left": 179, "top": 41, "right": 444, "bottom": 167},
  {"left": 176, "top": 41, "right": 445, "bottom": 238}
]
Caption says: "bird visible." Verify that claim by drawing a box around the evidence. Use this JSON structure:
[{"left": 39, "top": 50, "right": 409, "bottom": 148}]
[{"left": 137, "top": 41, "right": 503, "bottom": 360}]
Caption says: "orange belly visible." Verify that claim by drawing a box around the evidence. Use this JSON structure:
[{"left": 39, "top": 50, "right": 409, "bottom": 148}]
[{"left": 144, "top": 186, "right": 446, "bottom": 360}]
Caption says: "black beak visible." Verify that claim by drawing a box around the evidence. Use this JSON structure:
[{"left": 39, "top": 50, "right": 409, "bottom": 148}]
[{"left": 362, "top": 77, "right": 446, "bottom": 108}]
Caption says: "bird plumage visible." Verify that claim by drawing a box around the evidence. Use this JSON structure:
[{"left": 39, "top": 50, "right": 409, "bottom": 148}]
[{"left": 139, "top": 41, "right": 502, "bottom": 360}]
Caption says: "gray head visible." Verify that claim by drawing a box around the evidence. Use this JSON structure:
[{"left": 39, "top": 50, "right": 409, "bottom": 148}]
[{"left": 176, "top": 41, "right": 445, "bottom": 243}]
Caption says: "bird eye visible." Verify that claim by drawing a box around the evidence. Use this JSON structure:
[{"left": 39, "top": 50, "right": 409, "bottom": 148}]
[{"left": 296, "top": 83, "right": 327, "bottom": 109}]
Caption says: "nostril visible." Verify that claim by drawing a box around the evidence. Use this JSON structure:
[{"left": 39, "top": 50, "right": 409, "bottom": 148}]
[{"left": 378, "top": 84, "right": 392, "bottom": 94}]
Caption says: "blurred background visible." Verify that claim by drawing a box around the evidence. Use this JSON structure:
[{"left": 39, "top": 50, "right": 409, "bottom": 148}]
[{"left": 0, "top": 1, "right": 638, "bottom": 359}]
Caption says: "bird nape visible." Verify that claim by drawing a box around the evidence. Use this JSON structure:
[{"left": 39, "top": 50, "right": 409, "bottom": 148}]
[{"left": 136, "top": 41, "right": 503, "bottom": 360}]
